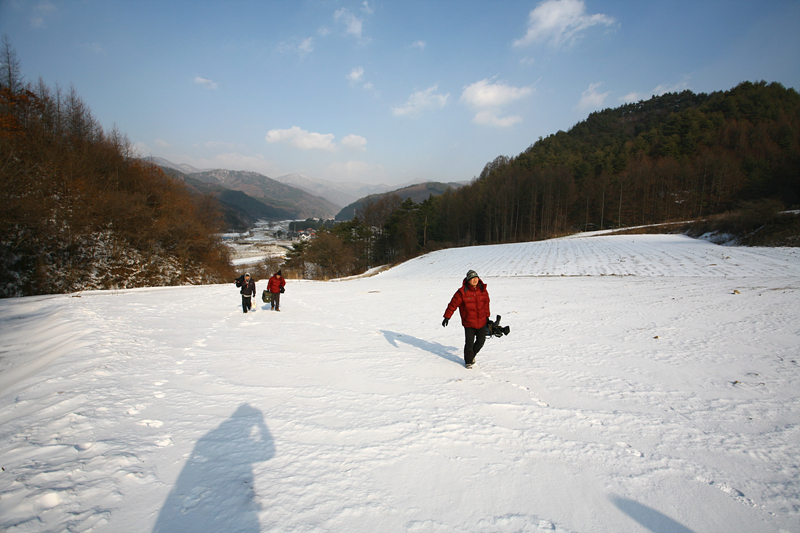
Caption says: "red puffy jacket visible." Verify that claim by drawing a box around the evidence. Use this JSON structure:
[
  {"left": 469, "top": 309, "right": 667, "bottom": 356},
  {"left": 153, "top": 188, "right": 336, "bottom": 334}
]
[
  {"left": 267, "top": 274, "right": 286, "bottom": 294},
  {"left": 444, "top": 278, "right": 490, "bottom": 329}
]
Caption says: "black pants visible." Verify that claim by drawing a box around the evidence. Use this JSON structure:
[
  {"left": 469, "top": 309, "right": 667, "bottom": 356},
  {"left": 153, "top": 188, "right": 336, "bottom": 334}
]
[
  {"left": 463, "top": 326, "right": 486, "bottom": 365},
  {"left": 242, "top": 295, "right": 252, "bottom": 313},
  {"left": 270, "top": 291, "right": 281, "bottom": 310}
]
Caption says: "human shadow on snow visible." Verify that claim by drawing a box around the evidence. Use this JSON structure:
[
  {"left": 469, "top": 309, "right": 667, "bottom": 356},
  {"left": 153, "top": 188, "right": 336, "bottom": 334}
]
[
  {"left": 152, "top": 403, "right": 274, "bottom": 533},
  {"left": 611, "top": 496, "right": 698, "bottom": 533},
  {"left": 380, "top": 330, "right": 462, "bottom": 365}
]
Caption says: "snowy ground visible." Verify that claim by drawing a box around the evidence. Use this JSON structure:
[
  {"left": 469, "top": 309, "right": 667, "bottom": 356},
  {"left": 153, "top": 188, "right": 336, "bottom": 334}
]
[{"left": 1, "top": 233, "right": 798, "bottom": 533}]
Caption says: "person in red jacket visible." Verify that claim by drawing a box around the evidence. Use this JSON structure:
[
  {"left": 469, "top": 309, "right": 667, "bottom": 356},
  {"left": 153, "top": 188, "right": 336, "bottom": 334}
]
[
  {"left": 267, "top": 270, "right": 286, "bottom": 311},
  {"left": 442, "top": 269, "right": 490, "bottom": 368}
]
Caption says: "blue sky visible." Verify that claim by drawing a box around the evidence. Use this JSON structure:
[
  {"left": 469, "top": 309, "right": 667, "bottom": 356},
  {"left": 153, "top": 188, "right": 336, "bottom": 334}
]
[{"left": 2, "top": 0, "right": 798, "bottom": 186}]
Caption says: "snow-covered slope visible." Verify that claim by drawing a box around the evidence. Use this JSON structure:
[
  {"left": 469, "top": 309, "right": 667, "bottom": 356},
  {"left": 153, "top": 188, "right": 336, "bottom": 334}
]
[{"left": 1, "top": 234, "right": 798, "bottom": 533}]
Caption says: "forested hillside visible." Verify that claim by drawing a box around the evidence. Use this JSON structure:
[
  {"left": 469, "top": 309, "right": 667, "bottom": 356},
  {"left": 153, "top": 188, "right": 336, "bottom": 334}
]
[
  {"left": 335, "top": 181, "right": 461, "bottom": 221},
  {"left": 189, "top": 168, "right": 340, "bottom": 219},
  {"left": 0, "top": 43, "right": 232, "bottom": 297},
  {"left": 160, "top": 167, "right": 295, "bottom": 231},
  {"left": 289, "top": 81, "right": 799, "bottom": 280},
  {"left": 432, "top": 81, "right": 799, "bottom": 245}
]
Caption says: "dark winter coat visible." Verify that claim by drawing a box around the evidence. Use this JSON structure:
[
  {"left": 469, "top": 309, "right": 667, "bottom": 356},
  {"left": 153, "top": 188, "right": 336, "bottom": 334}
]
[
  {"left": 267, "top": 275, "right": 286, "bottom": 294},
  {"left": 240, "top": 278, "right": 256, "bottom": 297},
  {"left": 444, "top": 278, "right": 490, "bottom": 329}
]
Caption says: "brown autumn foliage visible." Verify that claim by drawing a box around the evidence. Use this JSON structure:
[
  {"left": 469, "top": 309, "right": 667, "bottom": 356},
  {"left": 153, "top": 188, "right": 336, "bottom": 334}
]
[{"left": 0, "top": 81, "right": 233, "bottom": 297}]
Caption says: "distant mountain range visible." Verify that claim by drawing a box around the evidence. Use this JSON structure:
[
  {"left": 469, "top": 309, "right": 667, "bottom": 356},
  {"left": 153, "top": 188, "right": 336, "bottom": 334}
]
[
  {"left": 274, "top": 173, "right": 392, "bottom": 208},
  {"left": 151, "top": 157, "right": 394, "bottom": 210},
  {"left": 152, "top": 158, "right": 339, "bottom": 221},
  {"left": 335, "top": 181, "right": 465, "bottom": 221},
  {"left": 150, "top": 157, "right": 466, "bottom": 228}
]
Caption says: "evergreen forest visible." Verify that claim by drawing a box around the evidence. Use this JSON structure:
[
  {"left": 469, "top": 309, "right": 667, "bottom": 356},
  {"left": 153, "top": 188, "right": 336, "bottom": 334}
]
[{"left": 286, "top": 80, "right": 800, "bottom": 279}]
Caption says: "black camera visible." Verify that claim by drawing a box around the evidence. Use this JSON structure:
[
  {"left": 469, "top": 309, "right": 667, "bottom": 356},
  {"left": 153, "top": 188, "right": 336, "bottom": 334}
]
[{"left": 486, "top": 315, "right": 510, "bottom": 338}]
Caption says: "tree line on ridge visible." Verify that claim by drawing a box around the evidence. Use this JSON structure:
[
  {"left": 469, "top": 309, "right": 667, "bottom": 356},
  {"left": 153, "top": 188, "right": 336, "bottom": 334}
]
[{"left": 284, "top": 80, "right": 799, "bottom": 279}]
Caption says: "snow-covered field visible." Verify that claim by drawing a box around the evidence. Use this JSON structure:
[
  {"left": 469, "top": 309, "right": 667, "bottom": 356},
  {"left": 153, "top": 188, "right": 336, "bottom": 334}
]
[{"left": 1, "top": 234, "right": 798, "bottom": 533}]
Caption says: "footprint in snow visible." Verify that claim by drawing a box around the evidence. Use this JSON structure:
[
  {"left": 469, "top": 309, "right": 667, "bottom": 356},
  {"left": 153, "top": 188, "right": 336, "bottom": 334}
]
[
  {"left": 616, "top": 442, "right": 644, "bottom": 457},
  {"left": 127, "top": 404, "right": 146, "bottom": 415},
  {"left": 698, "top": 477, "right": 751, "bottom": 504}
]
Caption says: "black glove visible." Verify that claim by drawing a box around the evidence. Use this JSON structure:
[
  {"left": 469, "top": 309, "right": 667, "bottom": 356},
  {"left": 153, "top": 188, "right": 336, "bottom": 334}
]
[{"left": 442, "top": 317, "right": 449, "bottom": 327}]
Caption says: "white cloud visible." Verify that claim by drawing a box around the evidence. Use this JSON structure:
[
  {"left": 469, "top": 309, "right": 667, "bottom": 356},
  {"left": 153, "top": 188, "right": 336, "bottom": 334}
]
[
  {"left": 651, "top": 79, "right": 691, "bottom": 96},
  {"left": 619, "top": 78, "right": 692, "bottom": 103},
  {"left": 412, "top": 40, "right": 426, "bottom": 51},
  {"left": 194, "top": 76, "right": 219, "bottom": 90},
  {"left": 277, "top": 37, "right": 314, "bottom": 57},
  {"left": 30, "top": 1, "right": 56, "bottom": 28},
  {"left": 348, "top": 67, "right": 377, "bottom": 93},
  {"left": 348, "top": 67, "right": 364, "bottom": 83},
  {"left": 155, "top": 138, "right": 171, "bottom": 148},
  {"left": 266, "top": 127, "right": 336, "bottom": 152},
  {"left": 341, "top": 134, "right": 367, "bottom": 151},
  {"left": 472, "top": 111, "right": 523, "bottom": 128},
  {"left": 335, "top": 8, "right": 364, "bottom": 39},
  {"left": 321, "top": 6, "right": 373, "bottom": 44},
  {"left": 514, "top": 0, "right": 616, "bottom": 48},
  {"left": 620, "top": 91, "right": 642, "bottom": 104},
  {"left": 298, "top": 37, "right": 314, "bottom": 57},
  {"left": 265, "top": 127, "right": 367, "bottom": 152},
  {"left": 460, "top": 78, "right": 533, "bottom": 128},
  {"left": 460, "top": 78, "right": 533, "bottom": 108},
  {"left": 392, "top": 85, "right": 450, "bottom": 117},
  {"left": 576, "top": 82, "right": 610, "bottom": 110}
]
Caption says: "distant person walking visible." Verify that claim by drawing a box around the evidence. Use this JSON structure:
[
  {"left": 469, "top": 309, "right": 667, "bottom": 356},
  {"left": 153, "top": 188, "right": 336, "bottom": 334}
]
[
  {"left": 267, "top": 270, "right": 286, "bottom": 311},
  {"left": 236, "top": 273, "right": 256, "bottom": 313},
  {"left": 442, "top": 270, "right": 490, "bottom": 368}
]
